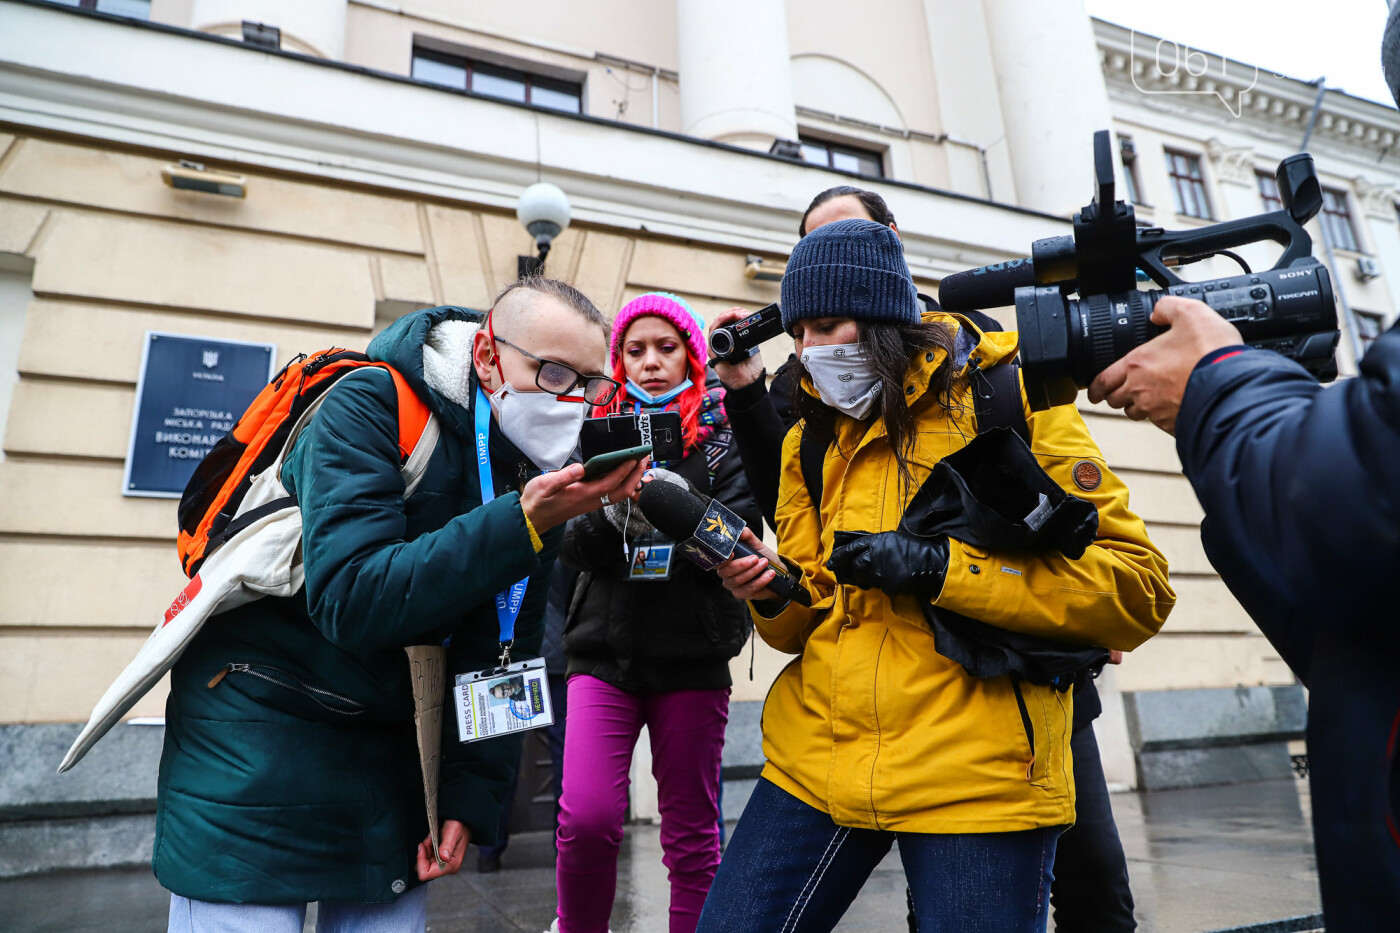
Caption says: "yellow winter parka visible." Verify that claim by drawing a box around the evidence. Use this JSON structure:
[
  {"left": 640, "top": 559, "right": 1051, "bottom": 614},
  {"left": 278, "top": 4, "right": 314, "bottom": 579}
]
[{"left": 755, "top": 312, "right": 1174, "bottom": 833}]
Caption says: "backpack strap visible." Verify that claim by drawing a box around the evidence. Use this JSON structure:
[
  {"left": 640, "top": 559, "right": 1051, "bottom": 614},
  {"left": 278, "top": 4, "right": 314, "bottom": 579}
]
[
  {"left": 401, "top": 413, "right": 439, "bottom": 499},
  {"left": 972, "top": 360, "right": 1031, "bottom": 445},
  {"left": 381, "top": 366, "right": 433, "bottom": 463},
  {"left": 798, "top": 424, "right": 827, "bottom": 513}
]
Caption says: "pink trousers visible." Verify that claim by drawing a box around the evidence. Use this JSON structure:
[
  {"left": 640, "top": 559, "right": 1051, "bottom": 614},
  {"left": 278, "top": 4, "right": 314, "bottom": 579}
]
[{"left": 554, "top": 674, "right": 730, "bottom": 933}]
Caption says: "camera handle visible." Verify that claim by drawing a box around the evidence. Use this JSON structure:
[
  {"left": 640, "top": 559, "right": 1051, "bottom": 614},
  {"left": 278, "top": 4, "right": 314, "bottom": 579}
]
[{"left": 1132, "top": 210, "right": 1318, "bottom": 291}]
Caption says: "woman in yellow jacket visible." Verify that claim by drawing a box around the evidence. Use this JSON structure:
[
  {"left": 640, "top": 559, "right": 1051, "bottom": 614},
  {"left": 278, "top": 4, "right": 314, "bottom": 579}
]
[{"left": 695, "top": 219, "right": 1174, "bottom": 933}]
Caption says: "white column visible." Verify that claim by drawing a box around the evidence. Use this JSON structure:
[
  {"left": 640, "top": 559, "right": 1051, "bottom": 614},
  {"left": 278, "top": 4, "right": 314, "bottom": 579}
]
[
  {"left": 189, "top": 0, "right": 347, "bottom": 60},
  {"left": 674, "top": 0, "right": 798, "bottom": 151},
  {"left": 921, "top": 0, "right": 1017, "bottom": 202},
  {"left": 982, "top": 0, "right": 1116, "bottom": 215}
]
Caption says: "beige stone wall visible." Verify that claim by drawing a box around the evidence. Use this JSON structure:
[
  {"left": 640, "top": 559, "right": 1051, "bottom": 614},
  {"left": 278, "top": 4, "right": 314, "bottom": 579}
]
[
  {"left": 0, "top": 130, "right": 793, "bottom": 722},
  {"left": 0, "top": 125, "right": 1288, "bottom": 725}
]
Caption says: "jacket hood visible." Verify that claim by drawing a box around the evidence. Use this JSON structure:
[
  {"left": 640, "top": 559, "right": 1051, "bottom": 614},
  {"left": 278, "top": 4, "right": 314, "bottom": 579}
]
[{"left": 368, "top": 306, "right": 485, "bottom": 437}]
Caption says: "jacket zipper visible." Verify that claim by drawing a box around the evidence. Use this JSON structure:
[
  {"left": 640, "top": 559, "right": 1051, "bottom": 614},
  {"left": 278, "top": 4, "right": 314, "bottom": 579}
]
[
  {"left": 1010, "top": 676, "right": 1037, "bottom": 781},
  {"left": 207, "top": 663, "right": 368, "bottom": 716}
]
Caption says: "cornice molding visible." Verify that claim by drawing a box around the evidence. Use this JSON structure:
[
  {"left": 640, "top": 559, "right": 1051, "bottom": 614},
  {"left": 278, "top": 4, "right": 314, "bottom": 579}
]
[{"left": 1096, "top": 20, "right": 1400, "bottom": 160}]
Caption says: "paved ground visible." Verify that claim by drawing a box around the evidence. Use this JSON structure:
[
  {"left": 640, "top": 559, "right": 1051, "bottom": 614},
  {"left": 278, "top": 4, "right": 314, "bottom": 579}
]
[{"left": 0, "top": 779, "right": 1321, "bottom": 932}]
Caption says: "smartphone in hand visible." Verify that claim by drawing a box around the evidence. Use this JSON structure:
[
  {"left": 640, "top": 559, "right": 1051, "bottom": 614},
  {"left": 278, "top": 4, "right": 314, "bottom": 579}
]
[{"left": 581, "top": 444, "right": 652, "bottom": 480}]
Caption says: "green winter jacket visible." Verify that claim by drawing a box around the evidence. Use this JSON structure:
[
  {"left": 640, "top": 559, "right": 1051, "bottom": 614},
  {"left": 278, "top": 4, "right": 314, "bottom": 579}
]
[{"left": 153, "top": 307, "right": 557, "bottom": 904}]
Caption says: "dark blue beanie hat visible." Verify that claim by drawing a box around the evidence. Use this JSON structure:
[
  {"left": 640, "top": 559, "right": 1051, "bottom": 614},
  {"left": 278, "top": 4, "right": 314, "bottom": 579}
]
[{"left": 780, "top": 218, "right": 920, "bottom": 331}]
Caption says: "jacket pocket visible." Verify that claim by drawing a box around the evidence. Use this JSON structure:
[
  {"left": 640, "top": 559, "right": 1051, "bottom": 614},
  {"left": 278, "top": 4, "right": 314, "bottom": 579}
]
[
  {"left": 207, "top": 663, "right": 368, "bottom": 717},
  {"left": 1010, "top": 676, "right": 1039, "bottom": 783}
]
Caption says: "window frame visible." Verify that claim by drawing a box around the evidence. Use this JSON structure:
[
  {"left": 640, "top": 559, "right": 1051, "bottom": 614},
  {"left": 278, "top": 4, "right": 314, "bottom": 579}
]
[
  {"left": 1319, "top": 186, "right": 1361, "bottom": 253},
  {"left": 1119, "top": 135, "right": 1145, "bottom": 206},
  {"left": 1165, "top": 149, "right": 1213, "bottom": 220},
  {"left": 409, "top": 47, "right": 584, "bottom": 115},
  {"left": 46, "top": 0, "right": 151, "bottom": 15},
  {"left": 1257, "top": 171, "right": 1284, "bottom": 213},
  {"left": 797, "top": 135, "right": 886, "bottom": 179}
]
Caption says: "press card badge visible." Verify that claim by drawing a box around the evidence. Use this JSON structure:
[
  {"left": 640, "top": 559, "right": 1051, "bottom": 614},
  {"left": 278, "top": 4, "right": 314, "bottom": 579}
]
[
  {"left": 454, "top": 658, "right": 554, "bottom": 744},
  {"left": 628, "top": 532, "right": 674, "bottom": 581}
]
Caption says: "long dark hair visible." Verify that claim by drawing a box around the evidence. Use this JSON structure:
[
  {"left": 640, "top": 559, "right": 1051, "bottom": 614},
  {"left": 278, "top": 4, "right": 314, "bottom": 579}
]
[
  {"left": 799, "top": 186, "right": 896, "bottom": 237},
  {"left": 797, "top": 318, "right": 959, "bottom": 497}
]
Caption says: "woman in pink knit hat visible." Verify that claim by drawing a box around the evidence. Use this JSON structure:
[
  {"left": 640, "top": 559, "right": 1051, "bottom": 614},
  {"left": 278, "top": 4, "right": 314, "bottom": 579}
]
[{"left": 552, "top": 293, "right": 760, "bottom": 933}]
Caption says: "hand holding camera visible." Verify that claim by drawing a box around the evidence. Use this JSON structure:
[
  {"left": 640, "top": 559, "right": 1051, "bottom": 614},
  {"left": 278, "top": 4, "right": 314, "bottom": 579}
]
[
  {"left": 1088, "top": 297, "right": 1245, "bottom": 434},
  {"left": 708, "top": 304, "right": 783, "bottom": 390}
]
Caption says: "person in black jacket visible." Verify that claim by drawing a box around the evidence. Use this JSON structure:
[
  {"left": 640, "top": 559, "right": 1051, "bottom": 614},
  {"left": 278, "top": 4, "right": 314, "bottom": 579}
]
[
  {"left": 709, "top": 186, "right": 1139, "bottom": 933},
  {"left": 552, "top": 292, "right": 759, "bottom": 933},
  {"left": 1087, "top": 21, "right": 1400, "bottom": 928},
  {"left": 1090, "top": 289, "right": 1400, "bottom": 930}
]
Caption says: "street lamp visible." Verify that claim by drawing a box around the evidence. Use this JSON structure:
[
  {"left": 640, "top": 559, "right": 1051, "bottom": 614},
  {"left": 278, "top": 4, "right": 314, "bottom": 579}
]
[{"left": 516, "top": 182, "right": 571, "bottom": 277}]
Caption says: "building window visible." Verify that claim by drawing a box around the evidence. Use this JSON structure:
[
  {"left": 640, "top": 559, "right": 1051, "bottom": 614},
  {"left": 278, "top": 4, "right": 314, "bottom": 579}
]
[
  {"left": 410, "top": 48, "right": 583, "bottom": 114},
  {"left": 44, "top": 0, "right": 150, "bottom": 16},
  {"left": 1319, "top": 187, "right": 1360, "bottom": 252},
  {"left": 1119, "top": 136, "right": 1144, "bottom": 205},
  {"left": 1355, "top": 310, "right": 1387, "bottom": 354},
  {"left": 1165, "top": 150, "right": 1212, "bottom": 219},
  {"left": 798, "top": 137, "right": 885, "bottom": 178},
  {"left": 1258, "top": 172, "right": 1284, "bottom": 213}
]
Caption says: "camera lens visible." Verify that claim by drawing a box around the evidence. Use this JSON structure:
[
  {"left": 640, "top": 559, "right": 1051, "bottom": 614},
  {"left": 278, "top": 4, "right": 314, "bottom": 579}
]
[
  {"left": 1016, "top": 286, "right": 1162, "bottom": 411},
  {"left": 709, "top": 328, "right": 735, "bottom": 358},
  {"left": 1065, "top": 290, "right": 1159, "bottom": 387}
]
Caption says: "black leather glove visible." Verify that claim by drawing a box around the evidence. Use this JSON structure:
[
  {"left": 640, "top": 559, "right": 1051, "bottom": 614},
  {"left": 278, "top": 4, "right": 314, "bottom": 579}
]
[{"left": 825, "top": 530, "right": 950, "bottom": 596}]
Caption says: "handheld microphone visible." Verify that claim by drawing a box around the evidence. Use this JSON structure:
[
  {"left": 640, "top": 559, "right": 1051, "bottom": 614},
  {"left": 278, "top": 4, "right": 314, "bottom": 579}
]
[
  {"left": 937, "top": 257, "right": 1038, "bottom": 311},
  {"left": 638, "top": 481, "right": 812, "bottom": 607}
]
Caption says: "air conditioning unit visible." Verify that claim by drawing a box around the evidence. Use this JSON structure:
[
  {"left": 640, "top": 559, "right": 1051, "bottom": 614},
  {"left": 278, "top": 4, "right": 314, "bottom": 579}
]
[{"left": 1356, "top": 255, "right": 1382, "bottom": 282}]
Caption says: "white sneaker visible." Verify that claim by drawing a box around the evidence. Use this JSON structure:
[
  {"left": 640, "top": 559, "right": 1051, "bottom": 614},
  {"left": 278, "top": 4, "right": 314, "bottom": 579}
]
[{"left": 546, "top": 920, "right": 613, "bottom": 933}]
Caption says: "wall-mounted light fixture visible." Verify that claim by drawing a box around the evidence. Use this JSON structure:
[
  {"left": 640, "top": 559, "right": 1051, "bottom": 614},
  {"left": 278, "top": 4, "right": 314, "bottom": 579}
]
[
  {"left": 516, "top": 182, "right": 571, "bottom": 277},
  {"left": 161, "top": 160, "right": 246, "bottom": 198},
  {"left": 744, "top": 254, "right": 784, "bottom": 282}
]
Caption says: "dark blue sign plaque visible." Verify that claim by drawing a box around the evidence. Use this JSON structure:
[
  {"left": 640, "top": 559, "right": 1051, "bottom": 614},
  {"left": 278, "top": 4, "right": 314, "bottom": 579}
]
[{"left": 123, "top": 332, "right": 276, "bottom": 498}]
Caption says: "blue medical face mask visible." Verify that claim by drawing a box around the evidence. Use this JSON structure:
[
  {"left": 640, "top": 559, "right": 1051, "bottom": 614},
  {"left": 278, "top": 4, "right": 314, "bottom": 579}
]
[{"left": 626, "top": 378, "right": 693, "bottom": 406}]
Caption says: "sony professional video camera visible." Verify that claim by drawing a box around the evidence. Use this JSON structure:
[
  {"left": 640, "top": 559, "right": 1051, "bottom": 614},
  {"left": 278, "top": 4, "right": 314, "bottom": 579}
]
[{"left": 938, "top": 130, "right": 1340, "bottom": 410}]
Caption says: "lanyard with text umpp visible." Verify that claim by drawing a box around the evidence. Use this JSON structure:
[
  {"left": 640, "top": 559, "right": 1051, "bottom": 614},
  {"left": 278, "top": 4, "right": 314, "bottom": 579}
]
[{"left": 475, "top": 385, "right": 528, "bottom": 668}]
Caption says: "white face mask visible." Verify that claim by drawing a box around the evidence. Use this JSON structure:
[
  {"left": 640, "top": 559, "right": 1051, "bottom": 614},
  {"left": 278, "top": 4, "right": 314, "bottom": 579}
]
[
  {"left": 801, "top": 342, "right": 882, "bottom": 420},
  {"left": 488, "top": 382, "right": 588, "bottom": 471}
]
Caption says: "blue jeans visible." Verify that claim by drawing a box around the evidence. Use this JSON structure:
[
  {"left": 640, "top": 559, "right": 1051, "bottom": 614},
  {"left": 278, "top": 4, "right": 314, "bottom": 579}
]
[
  {"left": 697, "top": 778, "right": 1061, "bottom": 933},
  {"left": 167, "top": 887, "right": 428, "bottom": 933}
]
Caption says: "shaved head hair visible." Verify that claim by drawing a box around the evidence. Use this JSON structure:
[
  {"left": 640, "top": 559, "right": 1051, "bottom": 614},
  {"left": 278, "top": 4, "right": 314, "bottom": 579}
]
[{"left": 490, "top": 277, "right": 607, "bottom": 342}]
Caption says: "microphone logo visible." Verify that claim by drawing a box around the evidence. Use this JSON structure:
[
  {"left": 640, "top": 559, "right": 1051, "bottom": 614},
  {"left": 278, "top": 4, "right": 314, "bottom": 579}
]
[{"left": 684, "top": 499, "right": 744, "bottom": 570}]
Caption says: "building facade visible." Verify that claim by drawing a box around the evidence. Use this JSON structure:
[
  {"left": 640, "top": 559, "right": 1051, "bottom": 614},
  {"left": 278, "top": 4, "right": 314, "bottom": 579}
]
[{"left": 1, "top": 0, "right": 1397, "bottom": 867}]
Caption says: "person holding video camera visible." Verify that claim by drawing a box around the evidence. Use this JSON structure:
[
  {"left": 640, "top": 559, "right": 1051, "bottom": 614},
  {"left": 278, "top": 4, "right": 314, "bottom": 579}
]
[
  {"left": 157, "top": 279, "right": 646, "bottom": 933},
  {"left": 710, "top": 185, "right": 1144, "bottom": 932},
  {"left": 696, "top": 219, "right": 1173, "bottom": 933},
  {"left": 1089, "top": 286, "right": 1400, "bottom": 931},
  {"left": 1077, "top": 17, "right": 1400, "bottom": 929},
  {"left": 553, "top": 293, "right": 759, "bottom": 933}
]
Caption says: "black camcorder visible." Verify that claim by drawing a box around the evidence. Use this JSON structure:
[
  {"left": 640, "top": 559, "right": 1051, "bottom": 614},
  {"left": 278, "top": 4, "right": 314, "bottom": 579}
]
[
  {"left": 709, "top": 303, "right": 785, "bottom": 364},
  {"left": 939, "top": 130, "right": 1340, "bottom": 410}
]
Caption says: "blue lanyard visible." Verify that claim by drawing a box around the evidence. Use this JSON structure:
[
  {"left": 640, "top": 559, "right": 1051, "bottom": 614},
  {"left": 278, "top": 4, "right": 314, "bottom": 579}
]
[{"left": 475, "top": 385, "right": 529, "bottom": 654}]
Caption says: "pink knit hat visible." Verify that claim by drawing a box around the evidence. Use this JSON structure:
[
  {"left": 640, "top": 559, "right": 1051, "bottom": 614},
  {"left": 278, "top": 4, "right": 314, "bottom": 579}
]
[{"left": 610, "top": 292, "right": 709, "bottom": 368}]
